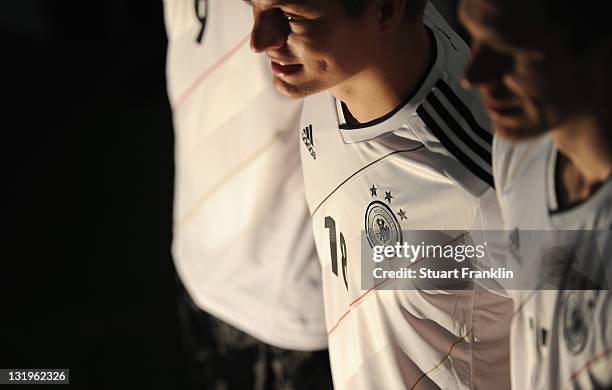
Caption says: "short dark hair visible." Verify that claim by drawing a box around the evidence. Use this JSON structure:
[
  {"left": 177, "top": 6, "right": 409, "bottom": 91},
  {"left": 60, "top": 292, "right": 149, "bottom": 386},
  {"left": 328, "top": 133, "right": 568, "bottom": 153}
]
[{"left": 342, "top": 0, "right": 427, "bottom": 20}]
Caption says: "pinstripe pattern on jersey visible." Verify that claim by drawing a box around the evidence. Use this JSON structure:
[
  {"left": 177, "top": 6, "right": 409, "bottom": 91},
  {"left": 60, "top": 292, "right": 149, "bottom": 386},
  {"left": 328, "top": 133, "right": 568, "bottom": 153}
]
[
  {"left": 175, "top": 33, "right": 250, "bottom": 109},
  {"left": 417, "top": 79, "right": 494, "bottom": 187}
]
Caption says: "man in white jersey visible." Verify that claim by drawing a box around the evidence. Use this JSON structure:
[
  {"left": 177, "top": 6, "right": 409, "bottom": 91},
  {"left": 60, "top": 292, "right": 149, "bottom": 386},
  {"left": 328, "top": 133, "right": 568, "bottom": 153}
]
[
  {"left": 460, "top": 0, "right": 612, "bottom": 388},
  {"left": 247, "top": 0, "right": 513, "bottom": 388},
  {"left": 163, "top": 1, "right": 332, "bottom": 388}
]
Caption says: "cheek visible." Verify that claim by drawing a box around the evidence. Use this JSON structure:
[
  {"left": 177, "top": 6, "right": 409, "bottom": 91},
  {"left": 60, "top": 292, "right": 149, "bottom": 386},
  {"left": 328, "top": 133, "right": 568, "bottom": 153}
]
[
  {"left": 288, "top": 20, "right": 372, "bottom": 79},
  {"left": 292, "top": 37, "right": 356, "bottom": 76},
  {"left": 327, "top": 31, "right": 373, "bottom": 75},
  {"left": 288, "top": 20, "right": 331, "bottom": 55},
  {"left": 504, "top": 68, "right": 550, "bottom": 112},
  {"left": 506, "top": 69, "right": 577, "bottom": 130},
  {"left": 517, "top": 59, "right": 575, "bottom": 103},
  {"left": 290, "top": 42, "right": 329, "bottom": 75},
  {"left": 508, "top": 68, "right": 543, "bottom": 95}
]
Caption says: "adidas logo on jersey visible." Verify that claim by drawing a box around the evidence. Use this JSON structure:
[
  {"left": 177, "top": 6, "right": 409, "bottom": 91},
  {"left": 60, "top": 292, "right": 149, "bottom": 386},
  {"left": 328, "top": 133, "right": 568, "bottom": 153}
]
[{"left": 302, "top": 124, "right": 316, "bottom": 159}]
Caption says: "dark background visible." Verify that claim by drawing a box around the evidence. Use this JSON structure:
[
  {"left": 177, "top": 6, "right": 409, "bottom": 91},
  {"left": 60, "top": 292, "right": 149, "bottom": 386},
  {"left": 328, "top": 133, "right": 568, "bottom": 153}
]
[{"left": 2, "top": 1, "right": 180, "bottom": 388}]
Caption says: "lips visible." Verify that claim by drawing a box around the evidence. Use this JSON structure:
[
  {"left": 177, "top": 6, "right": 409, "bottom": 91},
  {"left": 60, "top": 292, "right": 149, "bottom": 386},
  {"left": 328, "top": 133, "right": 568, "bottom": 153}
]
[
  {"left": 480, "top": 88, "right": 521, "bottom": 114},
  {"left": 271, "top": 61, "right": 303, "bottom": 76}
]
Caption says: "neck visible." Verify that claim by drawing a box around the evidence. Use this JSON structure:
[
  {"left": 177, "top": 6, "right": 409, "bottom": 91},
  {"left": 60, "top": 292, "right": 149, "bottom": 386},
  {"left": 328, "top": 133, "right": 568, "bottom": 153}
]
[
  {"left": 330, "top": 21, "right": 432, "bottom": 124},
  {"left": 552, "top": 116, "right": 612, "bottom": 206}
]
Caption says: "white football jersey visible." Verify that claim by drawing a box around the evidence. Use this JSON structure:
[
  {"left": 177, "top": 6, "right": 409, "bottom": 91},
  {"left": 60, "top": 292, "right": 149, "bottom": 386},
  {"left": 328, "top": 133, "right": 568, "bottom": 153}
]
[
  {"left": 164, "top": 0, "right": 326, "bottom": 350},
  {"left": 494, "top": 135, "right": 612, "bottom": 389},
  {"left": 300, "top": 3, "right": 512, "bottom": 389}
]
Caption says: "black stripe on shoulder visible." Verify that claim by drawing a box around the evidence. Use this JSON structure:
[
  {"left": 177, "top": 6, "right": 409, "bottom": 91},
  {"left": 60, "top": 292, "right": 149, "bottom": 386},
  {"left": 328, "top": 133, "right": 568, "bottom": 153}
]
[
  {"left": 435, "top": 79, "right": 493, "bottom": 144},
  {"left": 417, "top": 105, "right": 495, "bottom": 188},
  {"left": 426, "top": 92, "right": 492, "bottom": 164}
]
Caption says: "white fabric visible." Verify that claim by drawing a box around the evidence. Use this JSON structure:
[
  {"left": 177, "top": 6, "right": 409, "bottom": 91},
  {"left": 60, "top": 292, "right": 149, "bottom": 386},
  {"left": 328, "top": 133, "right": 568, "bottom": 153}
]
[
  {"left": 164, "top": 0, "right": 327, "bottom": 350},
  {"left": 494, "top": 135, "right": 612, "bottom": 389},
  {"left": 299, "top": 3, "right": 512, "bottom": 389}
]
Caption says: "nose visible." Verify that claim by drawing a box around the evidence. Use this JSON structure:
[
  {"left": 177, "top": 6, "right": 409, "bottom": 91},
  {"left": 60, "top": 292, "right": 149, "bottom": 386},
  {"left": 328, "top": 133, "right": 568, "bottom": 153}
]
[
  {"left": 463, "top": 43, "right": 513, "bottom": 89},
  {"left": 250, "top": 9, "right": 290, "bottom": 53}
]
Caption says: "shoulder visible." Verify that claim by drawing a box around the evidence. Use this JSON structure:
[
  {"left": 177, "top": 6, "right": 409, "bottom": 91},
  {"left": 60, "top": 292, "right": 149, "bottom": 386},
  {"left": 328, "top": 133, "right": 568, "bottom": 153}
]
[
  {"left": 414, "top": 76, "right": 494, "bottom": 190},
  {"left": 414, "top": 4, "right": 494, "bottom": 190},
  {"left": 302, "top": 92, "right": 337, "bottom": 124},
  {"left": 162, "top": 0, "right": 199, "bottom": 41},
  {"left": 424, "top": 2, "right": 471, "bottom": 73},
  {"left": 163, "top": 0, "right": 251, "bottom": 42}
]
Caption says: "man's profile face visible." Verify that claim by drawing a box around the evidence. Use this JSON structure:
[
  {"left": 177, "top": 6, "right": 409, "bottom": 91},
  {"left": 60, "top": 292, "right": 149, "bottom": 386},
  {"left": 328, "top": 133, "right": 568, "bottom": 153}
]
[
  {"left": 459, "top": 0, "right": 599, "bottom": 142},
  {"left": 247, "top": 0, "right": 377, "bottom": 98}
]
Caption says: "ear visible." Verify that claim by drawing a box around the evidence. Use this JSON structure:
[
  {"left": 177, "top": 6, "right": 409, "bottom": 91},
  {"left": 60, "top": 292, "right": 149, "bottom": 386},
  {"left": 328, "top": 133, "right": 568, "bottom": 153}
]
[{"left": 373, "top": 0, "right": 407, "bottom": 33}]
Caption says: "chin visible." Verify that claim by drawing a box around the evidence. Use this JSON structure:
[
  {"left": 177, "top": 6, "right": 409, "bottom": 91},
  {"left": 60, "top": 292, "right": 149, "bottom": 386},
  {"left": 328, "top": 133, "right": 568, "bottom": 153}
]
[
  {"left": 273, "top": 76, "right": 328, "bottom": 99},
  {"left": 488, "top": 109, "right": 549, "bottom": 143}
]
